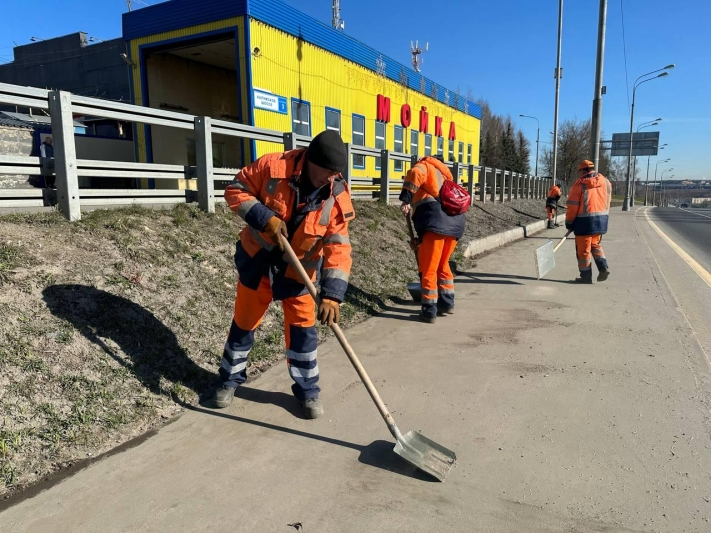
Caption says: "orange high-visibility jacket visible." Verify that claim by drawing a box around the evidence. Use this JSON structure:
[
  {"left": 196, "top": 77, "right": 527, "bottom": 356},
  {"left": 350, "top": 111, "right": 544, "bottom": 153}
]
[
  {"left": 224, "top": 149, "right": 355, "bottom": 302},
  {"left": 565, "top": 171, "right": 612, "bottom": 236},
  {"left": 399, "top": 156, "right": 466, "bottom": 239},
  {"left": 547, "top": 185, "right": 561, "bottom": 199}
]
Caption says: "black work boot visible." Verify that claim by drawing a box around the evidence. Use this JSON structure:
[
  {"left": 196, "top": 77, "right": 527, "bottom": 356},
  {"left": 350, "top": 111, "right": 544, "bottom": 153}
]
[
  {"left": 213, "top": 384, "right": 237, "bottom": 408},
  {"left": 597, "top": 269, "right": 610, "bottom": 282},
  {"left": 301, "top": 398, "right": 324, "bottom": 419},
  {"left": 547, "top": 220, "right": 555, "bottom": 229},
  {"left": 574, "top": 273, "right": 593, "bottom": 284}
]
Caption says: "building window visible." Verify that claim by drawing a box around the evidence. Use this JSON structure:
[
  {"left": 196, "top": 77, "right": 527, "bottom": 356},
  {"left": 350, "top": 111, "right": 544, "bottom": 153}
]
[
  {"left": 467, "top": 144, "right": 473, "bottom": 165},
  {"left": 352, "top": 114, "right": 365, "bottom": 169},
  {"left": 437, "top": 137, "right": 444, "bottom": 156},
  {"left": 425, "top": 134, "right": 432, "bottom": 156},
  {"left": 375, "top": 121, "right": 386, "bottom": 170},
  {"left": 410, "top": 130, "right": 419, "bottom": 158},
  {"left": 291, "top": 99, "right": 311, "bottom": 136},
  {"left": 448, "top": 140, "right": 455, "bottom": 162},
  {"left": 458, "top": 142, "right": 464, "bottom": 176},
  {"left": 325, "top": 107, "right": 341, "bottom": 134},
  {"left": 394, "top": 126, "right": 404, "bottom": 172}
]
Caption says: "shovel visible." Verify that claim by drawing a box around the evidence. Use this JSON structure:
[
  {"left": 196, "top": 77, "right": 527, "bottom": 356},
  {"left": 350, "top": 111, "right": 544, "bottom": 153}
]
[
  {"left": 534, "top": 230, "right": 572, "bottom": 279},
  {"left": 279, "top": 234, "right": 457, "bottom": 481},
  {"left": 404, "top": 213, "right": 422, "bottom": 302}
]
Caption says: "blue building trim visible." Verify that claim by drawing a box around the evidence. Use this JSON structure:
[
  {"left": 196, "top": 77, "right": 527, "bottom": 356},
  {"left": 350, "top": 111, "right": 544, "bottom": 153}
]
[
  {"left": 324, "top": 106, "right": 341, "bottom": 135},
  {"left": 123, "top": 0, "right": 482, "bottom": 120}
]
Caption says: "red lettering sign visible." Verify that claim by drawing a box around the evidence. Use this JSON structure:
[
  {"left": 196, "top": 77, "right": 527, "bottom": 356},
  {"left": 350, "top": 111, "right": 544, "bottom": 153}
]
[
  {"left": 419, "top": 107, "right": 429, "bottom": 133},
  {"left": 376, "top": 94, "right": 391, "bottom": 123},
  {"left": 448, "top": 121, "right": 456, "bottom": 140},
  {"left": 400, "top": 104, "right": 411, "bottom": 128},
  {"left": 435, "top": 116, "right": 443, "bottom": 137}
]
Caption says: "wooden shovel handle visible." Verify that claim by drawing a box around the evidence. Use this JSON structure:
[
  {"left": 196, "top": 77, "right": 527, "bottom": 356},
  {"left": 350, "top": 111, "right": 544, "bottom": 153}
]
[
  {"left": 278, "top": 234, "right": 403, "bottom": 441},
  {"left": 405, "top": 212, "right": 420, "bottom": 267},
  {"left": 553, "top": 230, "right": 572, "bottom": 253}
]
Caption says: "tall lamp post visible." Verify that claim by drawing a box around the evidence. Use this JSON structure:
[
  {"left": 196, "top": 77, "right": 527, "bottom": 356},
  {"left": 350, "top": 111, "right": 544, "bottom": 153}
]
[
  {"left": 519, "top": 114, "right": 540, "bottom": 176},
  {"left": 649, "top": 156, "right": 670, "bottom": 206},
  {"left": 552, "top": 0, "right": 564, "bottom": 184},
  {"left": 631, "top": 120, "right": 660, "bottom": 202},
  {"left": 622, "top": 65, "right": 674, "bottom": 211},
  {"left": 659, "top": 167, "right": 673, "bottom": 207}
]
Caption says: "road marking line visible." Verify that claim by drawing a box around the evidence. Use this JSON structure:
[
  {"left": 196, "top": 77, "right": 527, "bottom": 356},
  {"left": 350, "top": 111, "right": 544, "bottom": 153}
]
[
  {"left": 644, "top": 208, "right": 711, "bottom": 289},
  {"left": 680, "top": 208, "right": 711, "bottom": 219}
]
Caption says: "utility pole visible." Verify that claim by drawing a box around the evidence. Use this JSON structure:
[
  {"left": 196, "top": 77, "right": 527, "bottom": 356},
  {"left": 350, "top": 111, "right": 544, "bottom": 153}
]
[
  {"left": 590, "top": 0, "right": 607, "bottom": 169},
  {"left": 126, "top": 0, "right": 132, "bottom": 11},
  {"left": 552, "top": 0, "right": 563, "bottom": 184}
]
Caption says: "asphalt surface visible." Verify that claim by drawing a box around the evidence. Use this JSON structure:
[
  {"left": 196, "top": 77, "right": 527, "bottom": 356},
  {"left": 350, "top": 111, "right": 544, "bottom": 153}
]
[
  {"left": 2, "top": 209, "right": 711, "bottom": 532},
  {"left": 645, "top": 207, "right": 711, "bottom": 273}
]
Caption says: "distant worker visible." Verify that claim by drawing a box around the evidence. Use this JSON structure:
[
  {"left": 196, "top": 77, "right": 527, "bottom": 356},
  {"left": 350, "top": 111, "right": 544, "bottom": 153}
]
[
  {"left": 400, "top": 155, "right": 466, "bottom": 323},
  {"left": 546, "top": 182, "right": 562, "bottom": 229},
  {"left": 566, "top": 160, "right": 612, "bottom": 284},
  {"left": 214, "top": 130, "right": 354, "bottom": 419}
]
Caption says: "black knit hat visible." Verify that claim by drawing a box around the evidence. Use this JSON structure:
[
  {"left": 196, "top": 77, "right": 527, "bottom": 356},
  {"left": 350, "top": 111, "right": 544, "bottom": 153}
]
[{"left": 306, "top": 130, "right": 347, "bottom": 173}]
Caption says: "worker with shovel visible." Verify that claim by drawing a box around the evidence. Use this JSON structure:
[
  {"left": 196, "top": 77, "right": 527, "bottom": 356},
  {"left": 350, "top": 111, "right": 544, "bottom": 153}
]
[
  {"left": 566, "top": 160, "right": 612, "bottom": 284},
  {"left": 213, "top": 130, "right": 354, "bottom": 419},
  {"left": 399, "top": 155, "right": 466, "bottom": 323},
  {"left": 546, "top": 182, "right": 562, "bottom": 229}
]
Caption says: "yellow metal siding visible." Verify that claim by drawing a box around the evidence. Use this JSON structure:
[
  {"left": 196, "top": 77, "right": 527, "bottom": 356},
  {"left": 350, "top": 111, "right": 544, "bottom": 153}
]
[
  {"left": 249, "top": 20, "right": 480, "bottom": 186},
  {"left": 128, "top": 17, "right": 249, "bottom": 189}
]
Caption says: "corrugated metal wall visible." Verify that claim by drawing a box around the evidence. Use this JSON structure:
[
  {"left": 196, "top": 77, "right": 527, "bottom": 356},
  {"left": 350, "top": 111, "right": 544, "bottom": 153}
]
[{"left": 249, "top": 21, "right": 480, "bottom": 181}]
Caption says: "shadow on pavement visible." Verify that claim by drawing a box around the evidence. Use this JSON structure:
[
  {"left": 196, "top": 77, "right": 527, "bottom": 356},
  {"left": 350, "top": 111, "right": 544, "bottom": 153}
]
[
  {"left": 457, "top": 271, "right": 578, "bottom": 285},
  {"left": 43, "top": 284, "right": 215, "bottom": 396},
  {"left": 186, "top": 404, "right": 438, "bottom": 482}
]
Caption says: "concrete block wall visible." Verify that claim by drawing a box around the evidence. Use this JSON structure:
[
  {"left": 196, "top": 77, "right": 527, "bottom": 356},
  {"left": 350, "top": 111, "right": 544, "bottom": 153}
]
[{"left": 0, "top": 126, "right": 34, "bottom": 188}]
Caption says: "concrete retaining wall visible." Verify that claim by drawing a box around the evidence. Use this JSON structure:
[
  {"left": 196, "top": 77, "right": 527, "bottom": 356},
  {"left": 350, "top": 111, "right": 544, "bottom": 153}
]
[{"left": 0, "top": 125, "right": 34, "bottom": 188}]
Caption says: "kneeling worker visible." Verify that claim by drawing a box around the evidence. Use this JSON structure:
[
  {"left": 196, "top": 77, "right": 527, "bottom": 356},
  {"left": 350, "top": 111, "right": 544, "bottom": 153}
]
[
  {"left": 546, "top": 181, "right": 562, "bottom": 229},
  {"left": 566, "top": 160, "right": 611, "bottom": 284},
  {"left": 214, "top": 130, "right": 354, "bottom": 419},
  {"left": 399, "top": 155, "right": 465, "bottom": 323}
]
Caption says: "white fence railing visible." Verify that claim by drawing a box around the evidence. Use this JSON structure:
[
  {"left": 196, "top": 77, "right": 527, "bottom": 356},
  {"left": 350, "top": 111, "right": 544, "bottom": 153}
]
[{"left": 0, "top": 82, "right": 555, "bottom": 220}]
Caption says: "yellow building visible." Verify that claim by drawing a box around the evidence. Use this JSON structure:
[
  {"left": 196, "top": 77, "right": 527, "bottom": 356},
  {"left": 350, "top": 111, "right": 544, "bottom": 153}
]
[{"left": 123, "top": 0, "right": 481, "bottom": 188}]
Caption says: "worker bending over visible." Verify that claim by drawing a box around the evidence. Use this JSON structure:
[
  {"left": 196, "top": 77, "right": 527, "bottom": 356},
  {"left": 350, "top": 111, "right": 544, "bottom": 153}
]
[{"left": 546, "top": 182, "right": 562, "bottom": 229}]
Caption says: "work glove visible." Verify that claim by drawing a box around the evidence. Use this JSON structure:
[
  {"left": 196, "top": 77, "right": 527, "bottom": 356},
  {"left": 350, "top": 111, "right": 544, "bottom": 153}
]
[
  {"left": 263, "top": 216, "right": 288, "bottom": 251},
  {"left": 317, "top": 298, "right": 340, "bottom": 326}
]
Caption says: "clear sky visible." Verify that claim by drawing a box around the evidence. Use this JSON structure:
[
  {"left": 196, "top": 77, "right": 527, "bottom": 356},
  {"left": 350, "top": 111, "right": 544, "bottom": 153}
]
[{"left": 2, "top": 0, "right": 709, "bottom": 180}]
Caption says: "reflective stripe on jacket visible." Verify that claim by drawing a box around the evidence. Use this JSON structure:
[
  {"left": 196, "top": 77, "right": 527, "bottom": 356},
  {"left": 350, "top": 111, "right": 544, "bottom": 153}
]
[
  {"left": 398, "top": 156, "right": 465, "bottom": 239},
  {"left": 565, "top": 172, "right": 612, "bottom": 236},
  {"left": 224, "top": 149, "right": 355, "bottom": 302}
]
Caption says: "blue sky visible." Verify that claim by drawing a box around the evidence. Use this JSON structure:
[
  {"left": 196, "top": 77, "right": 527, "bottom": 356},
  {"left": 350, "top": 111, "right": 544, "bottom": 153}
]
[{"left": 2, "top": 0, "right": 709, "bottom": 180}]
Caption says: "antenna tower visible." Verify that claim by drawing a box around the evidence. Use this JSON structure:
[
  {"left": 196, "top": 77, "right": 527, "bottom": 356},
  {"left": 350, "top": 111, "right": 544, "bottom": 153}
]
[
  {"left": 410, "top": 40, "right": 428, "bottom": 72},
  {"left": 126, "top": 0, "right": 132, "bottom": 11},
  {"left": 332, "top": 1, "right": 345, "bottom": 31}
]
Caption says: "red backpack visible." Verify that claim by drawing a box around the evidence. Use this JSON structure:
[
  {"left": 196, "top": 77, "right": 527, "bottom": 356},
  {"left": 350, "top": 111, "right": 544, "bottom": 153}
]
[{"left": 439, "top": 179, "right": 471, "bottom": 216}]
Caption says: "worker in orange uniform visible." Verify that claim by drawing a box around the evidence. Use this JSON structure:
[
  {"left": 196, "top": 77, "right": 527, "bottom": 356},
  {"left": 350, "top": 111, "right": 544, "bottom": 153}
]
[
  {"left": 400, "top": 155, "right": 466, "bottom": 323},
  {"left": 546, "top": 182, "right": 562, "bottom": 229},
  {"left": 566, "top": 160, "right": 612, "bottom": 284},
  {"left": 214, "top": 130, "right": 354, "bottom": 419}
]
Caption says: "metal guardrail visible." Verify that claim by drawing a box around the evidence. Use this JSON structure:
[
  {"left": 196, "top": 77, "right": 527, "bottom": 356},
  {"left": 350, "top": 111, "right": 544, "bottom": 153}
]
[{"left": 0, "top": 82, "right": 554, "bottom": 220}]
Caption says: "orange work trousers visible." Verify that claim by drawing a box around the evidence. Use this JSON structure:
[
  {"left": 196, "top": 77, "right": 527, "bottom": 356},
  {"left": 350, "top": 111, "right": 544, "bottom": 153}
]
[
  {"left": 418, "top": 232, "right": 457, "bottom": 317},
  {"left": 546, "top": 205, "right": 556, "bottom": 220},
  {"left": 574, "top": 234, "right": 607, "bottom": 276},
  {"left": 219, "top": 277, "right": 319, "bottom": 400}
]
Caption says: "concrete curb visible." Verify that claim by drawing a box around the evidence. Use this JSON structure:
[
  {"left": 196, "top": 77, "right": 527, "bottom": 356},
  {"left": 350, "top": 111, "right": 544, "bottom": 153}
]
[{"left": 463, "top": 213, "right": 566, "bottom": 258}]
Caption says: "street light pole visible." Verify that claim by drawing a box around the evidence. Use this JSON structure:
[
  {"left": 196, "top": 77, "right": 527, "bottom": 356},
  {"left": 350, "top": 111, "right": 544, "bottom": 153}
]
[
  {"left": 590, "top": 0, "right": 607, "bottom": 169},
  {"left": 519, "top": 114, "right": 540, "bottom": 176},
  {"left": 659, "top": 168, "right": 673, "bottom": 207},
  {"left": 651, "top": 158, "right": 670, "bottom": 206},
  {"left": 552, "top": 0, "right": 563, "bottom": 184},
  {"left": 622, "top": 65, "right": 674, "bottom": 211},
  {"left": 632, "top": 120, "right": 659, "bottom": 202}
]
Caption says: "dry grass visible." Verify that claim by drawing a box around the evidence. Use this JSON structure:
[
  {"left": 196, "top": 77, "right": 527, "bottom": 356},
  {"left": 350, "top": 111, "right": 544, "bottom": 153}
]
[{"left": 0, "top": 198, "right": 548, "bottom": 497}]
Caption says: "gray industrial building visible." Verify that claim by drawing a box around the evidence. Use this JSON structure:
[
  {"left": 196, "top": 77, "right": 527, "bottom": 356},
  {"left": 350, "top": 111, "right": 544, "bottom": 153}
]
[{"left": 0, "top": 32, "right": 130, "bottom": 102}]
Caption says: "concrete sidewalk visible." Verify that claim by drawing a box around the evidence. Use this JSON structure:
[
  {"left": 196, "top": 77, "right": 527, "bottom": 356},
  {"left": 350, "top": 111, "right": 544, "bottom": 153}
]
[{"left": 2, "top": 210, "right": 711, "bottom": 532}]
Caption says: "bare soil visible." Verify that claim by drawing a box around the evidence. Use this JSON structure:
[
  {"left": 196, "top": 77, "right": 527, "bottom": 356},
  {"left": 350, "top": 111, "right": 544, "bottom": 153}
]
[{"left": 0, "top": 198, "right": 550, "bottom": 498}]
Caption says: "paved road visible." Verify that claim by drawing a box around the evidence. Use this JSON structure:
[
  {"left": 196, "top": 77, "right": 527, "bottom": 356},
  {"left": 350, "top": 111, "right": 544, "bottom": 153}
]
[
  {"left": 2, "top": 209, "right": 711, "bottom": 532},
  {"left": 646, "top": 208, "right": 711, "bottom": 272}
]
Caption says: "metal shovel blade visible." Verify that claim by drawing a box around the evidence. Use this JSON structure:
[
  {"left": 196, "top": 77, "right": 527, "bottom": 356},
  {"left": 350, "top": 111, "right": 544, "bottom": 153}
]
[
  {"left": 406, "top": 282, "right": 422, "bottom": 302},
  {"left": 534, "top": 240, "right": 556, "bottom": 280},
  {"left": 394, "top": 430, "right": 457, "bottom": 481}
]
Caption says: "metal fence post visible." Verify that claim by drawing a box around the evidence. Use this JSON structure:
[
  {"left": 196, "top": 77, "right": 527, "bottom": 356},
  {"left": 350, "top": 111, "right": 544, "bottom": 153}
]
[
  {"left": 507, "top": 171, "right": 514, "bottom": 202},
  {"left": 499, "top": 170, "right": 506, "bottom": 203},
  {"left": 283, "top": 132, "right": 297, "bottom": 151},
  {"left": 343, "top": 143, "right": 352, "bottom": 190},
  {"left": 48, "top": 90, "right": 80, "bottom": 221},
  {"left": 195, "top": 116, "right": 215, "bottom": 213},
  {"left": 467, "top": 164, "right": 475, "bottom": 203},
  {"left": 480, "top": 167, "right": 487, "bottom": 203},
  {"left": 491, "top": 169, "right": 497, "bottom": 202},
  {"left": 452, "top": 162, "right": 460, "bottom": 185},
  {"left": 379, "top": 149, "right": 390, "bottom": 204}
]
